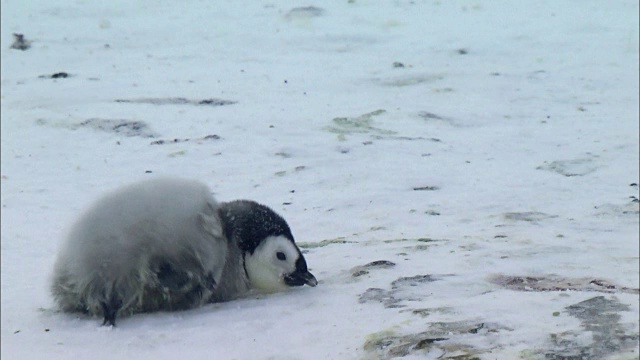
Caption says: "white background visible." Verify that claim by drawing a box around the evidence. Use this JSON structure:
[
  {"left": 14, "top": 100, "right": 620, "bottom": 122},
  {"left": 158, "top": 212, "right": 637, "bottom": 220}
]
[{"left": 2, "top": 1, "right": 638, "bottom": 359}]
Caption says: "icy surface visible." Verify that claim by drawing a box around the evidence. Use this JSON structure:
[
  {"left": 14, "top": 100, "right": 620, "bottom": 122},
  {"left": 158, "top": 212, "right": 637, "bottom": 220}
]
[{"left": 1, "top": 1, "right": 638, "bottom": 359}]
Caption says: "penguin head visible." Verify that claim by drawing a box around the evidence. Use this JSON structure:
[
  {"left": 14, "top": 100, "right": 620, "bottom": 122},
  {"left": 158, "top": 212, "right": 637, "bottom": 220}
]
[
  {"left": 244, "top": 235, "right": 317, "bottom": 292},
  {"left": 219, "top": 200, "right": 317, "bottom": 292}
]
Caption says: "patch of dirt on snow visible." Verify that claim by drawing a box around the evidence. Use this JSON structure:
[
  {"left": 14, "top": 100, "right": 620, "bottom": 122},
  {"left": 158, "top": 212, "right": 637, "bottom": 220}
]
[
  {"left": 297, "top": 238, "right": 355, "bottom": 249},
  {"left": 537, "top": 156, "right": 600, "bottom": 177},
  {"left": 362, "top": 321, "right": 508, "bottom": 359},
  {"left": 285, "top": 6, "right": 325, "bottom": 20},
  {"left": 324, "top": 109, "right": 442, "bottom": 142},
  {"left": 351, "top": 260, "right": 396, "bottom": 278},
  {"left": 376, "top": 73, "right": 444, "bottom": 87},
  {"left": 324, "top": 109, "right": 395, "bottom": 140},
  {"left": 150, "top": 134, "right": 221, "bottom": 145},
  {"left": 38, "top": 72, "right": 71, "bottom": 79},
  {"left": 490, "top": 275, "right": 639, "bottom": 294},
  {"left": 503, "top": 211, "right": 559, "bottom": 222},
  {"left": 416, "top": 112, "right": 468, "bottom": 129},
  {"left": 274, "top": 165, "right": 307, "bottom": 177},
  {"left": 592, "top": 202, "right": 640, "bottom": 217},
  {"left": 540, "top": 296, "right": 640, "bottom": 359},
  {"left": 359, "top": 274, "right": 447, "bottom": 308},
  {"left": 10, "top": 33, "right": 31, "bottom": 50},
  {"left": 75, "top": 118, "right": 158, "bottom": 138},
  {"left": 114, "top": 97, "right": 236, "bottom": 106}
]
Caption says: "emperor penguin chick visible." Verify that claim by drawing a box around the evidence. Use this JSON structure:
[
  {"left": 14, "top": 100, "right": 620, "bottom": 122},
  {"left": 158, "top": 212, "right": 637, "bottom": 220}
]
[{"left": 51, "top": 178, "right": 317, "bottom": 326}]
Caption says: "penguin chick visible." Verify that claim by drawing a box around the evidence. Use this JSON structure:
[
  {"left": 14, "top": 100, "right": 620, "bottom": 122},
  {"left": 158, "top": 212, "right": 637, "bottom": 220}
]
[{"left": 51, "top": 178, "right": 316, "bottom": 326}]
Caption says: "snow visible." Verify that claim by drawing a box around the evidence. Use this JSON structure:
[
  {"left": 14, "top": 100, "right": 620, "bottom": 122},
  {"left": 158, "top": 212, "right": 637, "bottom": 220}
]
[{"left": 1, "top": 0, "right": 638, "bottom": 359}]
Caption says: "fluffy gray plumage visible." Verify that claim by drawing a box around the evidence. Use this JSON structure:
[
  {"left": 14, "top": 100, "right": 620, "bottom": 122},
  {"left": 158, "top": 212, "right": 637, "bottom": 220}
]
[{"left": 51, "top": 178, "right": 316, "bottom": 325}]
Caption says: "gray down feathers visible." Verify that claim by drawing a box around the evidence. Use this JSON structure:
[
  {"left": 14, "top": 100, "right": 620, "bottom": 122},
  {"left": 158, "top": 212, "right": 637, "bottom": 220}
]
[{"left": 51, "top": 178, "right": 249, "bottom": 321}]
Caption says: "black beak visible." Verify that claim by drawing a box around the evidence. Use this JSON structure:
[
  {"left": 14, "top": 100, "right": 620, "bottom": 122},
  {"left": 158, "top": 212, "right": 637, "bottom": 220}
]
[
  {"left": 284, "top": 256, "right": 318, "bottom": 287},
  {"left": 284, "top": 270, "right": 318, "bottom": 287}
]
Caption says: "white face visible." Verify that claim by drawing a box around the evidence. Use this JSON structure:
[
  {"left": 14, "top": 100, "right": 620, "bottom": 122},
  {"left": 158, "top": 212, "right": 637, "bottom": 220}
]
[{"left": 244, "top": 236, "right": 301, "bottom": 292}]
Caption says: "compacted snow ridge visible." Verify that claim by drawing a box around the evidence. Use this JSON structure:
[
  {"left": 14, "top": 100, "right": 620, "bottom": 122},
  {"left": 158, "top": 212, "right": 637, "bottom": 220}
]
[{"left": 2, "top": 1, "right": 638, "bottom": 359}]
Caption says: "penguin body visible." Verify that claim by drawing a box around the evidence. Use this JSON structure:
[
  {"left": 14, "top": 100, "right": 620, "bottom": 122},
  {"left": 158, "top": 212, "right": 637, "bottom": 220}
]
[{"left": 51, "top": 178, "right": 316, "bottom": 325}]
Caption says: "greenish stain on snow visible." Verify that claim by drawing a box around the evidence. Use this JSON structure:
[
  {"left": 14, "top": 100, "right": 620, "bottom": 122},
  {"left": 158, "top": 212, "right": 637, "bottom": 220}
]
[
  {"left": 324, "top": 109, "right": 395, "bottom": 140},
  {"left": 297, "top": 238, "right": 354, "bottom": 249}
]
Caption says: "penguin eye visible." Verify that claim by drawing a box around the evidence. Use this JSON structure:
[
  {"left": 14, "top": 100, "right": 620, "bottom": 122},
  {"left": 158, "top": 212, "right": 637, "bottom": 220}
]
[{"left": 276, "top": 252, "right": 286, "bottom": 261}]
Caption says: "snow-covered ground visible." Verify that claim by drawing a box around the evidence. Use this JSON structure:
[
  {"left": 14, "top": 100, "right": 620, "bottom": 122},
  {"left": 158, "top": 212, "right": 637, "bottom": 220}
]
[{"left": 2, "top": 1, "right": 638, "bottom": 359}]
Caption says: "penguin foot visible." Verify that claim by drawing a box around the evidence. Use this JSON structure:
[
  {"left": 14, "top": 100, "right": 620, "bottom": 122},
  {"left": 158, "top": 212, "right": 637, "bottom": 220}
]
[
  {"left": 100, "top": 296, "right": 123, "bottom": 327},
  {"left": 205, "top": 272, "right": 217, "bottom": 290}
]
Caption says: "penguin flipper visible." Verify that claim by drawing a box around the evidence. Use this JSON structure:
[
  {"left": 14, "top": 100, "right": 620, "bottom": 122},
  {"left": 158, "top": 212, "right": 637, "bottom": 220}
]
[
  {"left": 157, "top": 263, "right": 191, "bottom": 291},
  {"left": 157, "top": 263, "right": 217, "bottom": 291}
]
